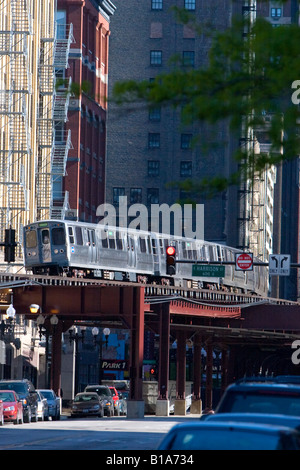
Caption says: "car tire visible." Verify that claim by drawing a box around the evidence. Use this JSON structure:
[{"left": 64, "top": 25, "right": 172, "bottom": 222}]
[{"left": 24, "top": 408, "right": 31, "bottom": 423}]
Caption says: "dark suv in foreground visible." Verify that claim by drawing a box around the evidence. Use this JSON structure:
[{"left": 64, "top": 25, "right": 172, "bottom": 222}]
[
  {"left": 214, "top": 376, "right": 300, "bottom": 417},
  {"left": 0, "top": 379, "right": 38, "bottom": 423}
]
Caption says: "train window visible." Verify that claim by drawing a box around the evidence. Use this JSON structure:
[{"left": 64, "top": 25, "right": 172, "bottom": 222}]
[
  {"left": 26, "top": 230, "right": 37, "bottom": 248},
  {"left": 75, "top": 227, "right": 83, "bottom": 245},
  {"left": 42, "top": 229, "right": 50, "bottom": 244},
  {"left": 147, "top": 237, "right": 152, "bottom": 254},
  {"left": 151, "top": 238, "right": 157, "bottom": 254},
  {"left": 182, "top": 241, "right": 187, "bottom": 258},
  {"left": 159, "top": 239, "right": 164, "bottom": 255},
  {"left": 102, "top": 233, "right": 108, "bottom": 248},
  {"left": 139, "top": 237, "right": 146, "bottom": 253},
  {"left": 90, "top": 230, "right": 96, "bottom": 245},
  {"left": 108, "top": 233, "right": 116, "bottom": 249},
  {"left": 52, "top": 227, "right": 65, "bottom": 245},
  {"left": 68, "top": 227, "right": 75, "bottom": 244},
  {"left": 116, "top": 232, "right": 123, "bottom": 250}
]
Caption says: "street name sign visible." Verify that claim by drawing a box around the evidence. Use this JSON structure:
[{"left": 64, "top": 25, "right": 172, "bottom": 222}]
[
  {"left": 269, "top": 254, "right": 290, "bottom": 276},
  {"left": 192, "top": 264, "right": 225, "bottom": 277},
  {"left": 235, "top": 253, "right": 253, "bottom": 271}
]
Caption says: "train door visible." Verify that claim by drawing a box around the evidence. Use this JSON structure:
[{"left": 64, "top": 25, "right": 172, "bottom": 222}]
[
  {"left": 127, "top": 235, "right": 136, "bottom": 268},
  {"left": 151, "top": 237, "right": 159, "bottom": 275},
  {"left": 40, "top": 228, "right": 52, "bottom": 263},
  {"left": 87, "top": 229, "right": 97, "bottom": 264}
]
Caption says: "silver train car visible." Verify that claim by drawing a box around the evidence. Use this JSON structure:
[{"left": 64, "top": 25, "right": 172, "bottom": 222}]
[{"left": 23, "top": 220, "right": 269, "bottom": 296}]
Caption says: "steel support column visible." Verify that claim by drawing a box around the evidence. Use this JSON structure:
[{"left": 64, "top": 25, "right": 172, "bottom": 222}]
[
  {"left": 158, "top": 302, "right": 170, "bottom": 400},
  {"left": 205, "top": 339, "right": 213, "bottom": 412},
  {"left": 127, "top": 287, "right": 145, "bottom": 418},
  {"left": 50, "top": 320, "right": 63, "bottom": 397}
]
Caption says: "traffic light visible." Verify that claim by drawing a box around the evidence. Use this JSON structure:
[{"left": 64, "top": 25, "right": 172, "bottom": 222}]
[
  {"left": 166, "top": 245, "right": 176, "bottom": 275},
  {"left": 150, "top": 365, "right": 157, "bottom": 380},
  {"left": 4, "top": 228, "right": 16, "bottom": 263}
]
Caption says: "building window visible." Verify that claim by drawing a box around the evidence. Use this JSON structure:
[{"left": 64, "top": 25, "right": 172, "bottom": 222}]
[
  {"left": 183, "top": 51, "right": 195, "bottom": 67},
  {"left": 113, "top": 187, "right": 125, "bottom": 204},
  {"left": 148, "top": 160, "right": 160, "bottom": 176},
  {"left": 147, "top": 188, "right": 159, "bottom": 206},
  {"left": 180, "top": 161, "right": 192, "bottom": 177},
  {"left": 271, "top": 7, "right": 282, "bottom": 18},
  {"left": 149, "top": 106, "right": 161, "bottom": 121},
  {"left": 184, "top": 0, "right": 196, "bottom": 11},
  {"left": 130, "top": 188, "right": 142, "bottom": 204},
  {"left": 151, "top": 0, "right": 163, "bottom": 9},
  {"left": 56, "top": 10, "right": 67, "bottom": 39},
  {"left": 181, "top": 133, "right": 193, "bottom": 149},
  {"left": 149, "top": 133, "right": 160, "bottom": 148},
  {"left": 150, "top": 50, "right": 162, "bottom": 65}
]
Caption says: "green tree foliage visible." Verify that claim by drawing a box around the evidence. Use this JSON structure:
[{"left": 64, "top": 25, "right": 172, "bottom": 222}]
[{"left": 111, "top": 2, "right": 300, "bottom": 195}]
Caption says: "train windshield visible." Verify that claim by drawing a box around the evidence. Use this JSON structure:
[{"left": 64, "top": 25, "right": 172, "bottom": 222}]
[
  {"left": 26, "top": 230, "right": 37, "bottom": 248},
  {"left": 52, "top": 227, "right": 65, "bottom": 245}
]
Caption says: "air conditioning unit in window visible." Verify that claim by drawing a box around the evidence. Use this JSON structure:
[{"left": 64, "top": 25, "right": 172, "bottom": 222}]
[{"left": 65, "top": 209, "right": 78, "bottom": 220}]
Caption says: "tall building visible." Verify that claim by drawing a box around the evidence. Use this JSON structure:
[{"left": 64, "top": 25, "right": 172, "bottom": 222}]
[
  {"left": 105, "top": 0, "right": 276, "bottom": 267},
  {"left": 257, "top": 0, "right": 300, "bottom": 300},
  {"left": 57, "top": 0, "right": 116, "bottom": 222},
  {"left": 0, "top": 0, "right": 72, "bottom": 260}
]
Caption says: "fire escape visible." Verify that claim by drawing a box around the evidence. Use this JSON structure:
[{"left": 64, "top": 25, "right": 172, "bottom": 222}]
[
  {"left": 37, "top": 21, "right": 74, "bottom": 220},
  {"left": 0, "top": 0, "right": 31, "bottom": 250},
  {"left": 237, "top": 1, "right": 257, "bottom": 252}
]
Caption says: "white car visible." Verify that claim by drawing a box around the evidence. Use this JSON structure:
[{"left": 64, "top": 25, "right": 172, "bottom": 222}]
[
  {"left": 36, "top": 391, "right": 49, "bottom": 421},
  {"left": 37, "top": 389, "right": 61, "bottom": 420}
]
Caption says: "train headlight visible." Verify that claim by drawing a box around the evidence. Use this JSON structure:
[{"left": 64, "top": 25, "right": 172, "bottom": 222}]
[
  {"left": 32, "top": 251, "right": 36, "bottom": 256},
  {"left": 54, "top": 249, "right": 58, "bottom": 254}
]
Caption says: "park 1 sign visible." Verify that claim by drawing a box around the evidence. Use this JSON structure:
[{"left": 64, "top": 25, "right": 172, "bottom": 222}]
[{"left": 235, "top": 252, "right": 253, "bottom": 271}]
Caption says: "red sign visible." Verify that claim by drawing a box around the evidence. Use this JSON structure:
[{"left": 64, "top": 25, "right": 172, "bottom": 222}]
[{"left": 235, "top": 253, "right": 253, "bottom": 271}]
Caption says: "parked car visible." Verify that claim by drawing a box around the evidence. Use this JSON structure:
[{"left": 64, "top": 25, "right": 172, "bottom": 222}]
[
  {"left": 37, "top": 389, "right": 60, "bottom": 421},
  {"left": 158, "top": 421, "right": 300, "bottom": 450},
  {"left": 0, "top": 398, "right": 4, "bottom": 426},
  {"left": 36, "top": 391, "right": 49, "bottom": 421},
  {"left": 70, "top": 392, "right": 104, "bottom": 418},
  {"left": 0, "top": 380, "right": 38, "bottom": 423},
  {"left": 84, "top": 385, "right": 114, "bottom": 417},
  {"left": 109, "top": 387, "right": 122, "bottom": 416},
  {"left": 118, "top": 390, "right": 128, "bottom": 416},
  {"left": 213, "top": 377, "right": 300, "bottom": 417},
  {"left": 0, "top": 390, "right": 23, "bottom": 425}
]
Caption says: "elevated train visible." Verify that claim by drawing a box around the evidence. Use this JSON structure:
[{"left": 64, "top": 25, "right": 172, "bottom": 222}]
[{"left": 23, "top": 220, "right": 269, "bottom": 296}]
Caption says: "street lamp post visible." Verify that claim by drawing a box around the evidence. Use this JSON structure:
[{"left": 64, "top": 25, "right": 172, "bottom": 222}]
[
  {"left": 69, "top": 327, "right": 85, "bottom": 394},
  {"left": 92, "top": 327, "right": 110, "bottom": 384}
]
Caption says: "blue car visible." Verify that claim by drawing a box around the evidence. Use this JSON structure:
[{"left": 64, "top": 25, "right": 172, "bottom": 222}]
[
  {"left": 157, "top": 421, "right": 300, "bottom": 450},
  {"left": 37, "top": 389, "right": 61, "bottom": 421}
]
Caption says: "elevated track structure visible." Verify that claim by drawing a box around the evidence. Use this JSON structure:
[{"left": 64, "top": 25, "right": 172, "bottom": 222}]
[{"left": 1, "top": 271, "right": 299, "bottom": 416}]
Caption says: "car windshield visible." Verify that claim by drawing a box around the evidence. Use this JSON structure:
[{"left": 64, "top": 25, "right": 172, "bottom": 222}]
[
  {"left": 86, "top": 387, "right": 110, "bottom": 397},
  {"left": 0, "top": 392, "right": 16, "bottom": 402},
  {"left": 167, "top": 428, "right": 284, "bottom": 450},
  {"left": 74, "top": 394, "right": 98, "bottom": 403},
  {"left": 219, "top": 390, "right": 300, "bottom": 416},
  {"left": 0, "top": 383, "right": 26, "bottom": 394},
  {"left": 39, "top": 391, "right": 54, "bottom": 400}
]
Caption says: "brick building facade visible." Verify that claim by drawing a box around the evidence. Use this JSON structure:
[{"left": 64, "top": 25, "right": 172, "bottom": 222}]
[{"left": 57, "top": 0, "right": 115, "bottom": 221}]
